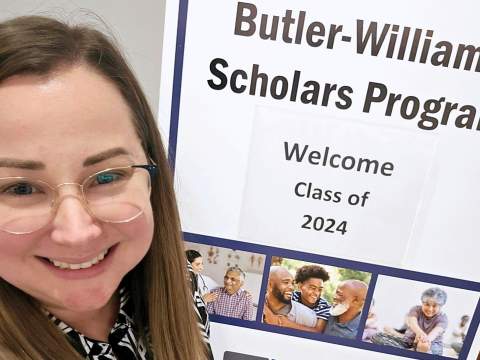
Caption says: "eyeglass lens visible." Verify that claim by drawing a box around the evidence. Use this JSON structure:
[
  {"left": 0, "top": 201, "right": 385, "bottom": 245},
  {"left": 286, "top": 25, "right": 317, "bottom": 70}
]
[{"left": 0, "top": 167, "right": 152, "bottom": 234}]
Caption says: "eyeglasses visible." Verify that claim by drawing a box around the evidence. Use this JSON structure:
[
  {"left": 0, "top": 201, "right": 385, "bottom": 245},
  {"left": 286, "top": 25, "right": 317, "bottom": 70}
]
[{"left": 0, "top": 165, "right": 157, "bottom": 235}]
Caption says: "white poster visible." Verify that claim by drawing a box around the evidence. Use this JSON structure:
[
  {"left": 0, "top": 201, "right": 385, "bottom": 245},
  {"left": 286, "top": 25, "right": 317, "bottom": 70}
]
[{"left": 159, "top": 1, "right": 480, "bottom": 359}]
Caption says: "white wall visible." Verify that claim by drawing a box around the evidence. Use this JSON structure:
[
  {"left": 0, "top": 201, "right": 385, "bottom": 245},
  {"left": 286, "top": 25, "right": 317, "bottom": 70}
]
[{"left": 0, "top": 0, "right": 165, "bottom": 118}]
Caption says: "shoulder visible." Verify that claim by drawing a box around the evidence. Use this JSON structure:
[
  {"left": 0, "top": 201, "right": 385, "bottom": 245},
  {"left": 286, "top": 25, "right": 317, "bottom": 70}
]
[
  {"left": 291, "top": 299, "right": 316, "bottom": 317},
  {"left": 437, "top": 312, "right": 448, "bottom": 324},
  {"left": 349, "top": 311, "right": 363, "bottom": 326},
  {"left": 316, "top": 297, "right": 330, "bottom": 307},
  {"left": 290, "top": 301, "right": 317, "bottom": 327},
  {"left": 291, "top": 291, "right": 301, "bottom": 302},
  {"left": 313, "top": 298, "right": 331, "bottom": 319},
  {"left": 241, "top": 289, "right": 252, "bottom": 299},
  {"left": 407, "top": 305, "right": 422, "bottom": 316},
  {"left": 314, "top": 297, "right": 331, "bottom": 313}
]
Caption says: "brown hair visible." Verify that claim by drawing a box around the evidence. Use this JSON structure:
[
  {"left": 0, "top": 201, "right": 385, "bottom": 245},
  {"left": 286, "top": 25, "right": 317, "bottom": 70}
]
[
  {"left": 294, "top": 264, "right": 330, "bottom": 284},
  {"left": 0, "top": 15, "right": 207, "bottom": 360}
]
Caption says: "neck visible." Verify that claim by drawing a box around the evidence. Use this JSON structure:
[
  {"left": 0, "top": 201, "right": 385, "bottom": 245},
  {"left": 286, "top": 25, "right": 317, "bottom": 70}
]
[
  {"left": 266, "top": 293, "right": 288, "bottom": 314},
  {"left": 225, "top": 287, "right": 240, "bottom": 295},
  {"left": 45, "top": 292, "right": 119, "bottom": 342},
  {"left": 338, "top": 307, "right": 360, "bottom": 324}
]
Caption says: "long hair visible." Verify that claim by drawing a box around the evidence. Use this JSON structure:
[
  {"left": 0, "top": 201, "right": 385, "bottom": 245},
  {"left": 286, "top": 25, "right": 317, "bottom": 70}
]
[{"left": 0, "top": 15, "right": 207, "bottom": 359}]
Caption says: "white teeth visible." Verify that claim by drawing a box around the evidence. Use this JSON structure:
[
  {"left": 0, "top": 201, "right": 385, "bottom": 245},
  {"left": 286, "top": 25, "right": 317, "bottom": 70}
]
[{"left": 48, "top": 248, "right": 109, "bottom": 270}]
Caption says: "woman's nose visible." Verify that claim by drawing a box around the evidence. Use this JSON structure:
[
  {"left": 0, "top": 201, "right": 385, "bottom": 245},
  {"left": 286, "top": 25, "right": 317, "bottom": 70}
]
[{"left": 50, "top": 194, "right": 102, "bottom": 246}]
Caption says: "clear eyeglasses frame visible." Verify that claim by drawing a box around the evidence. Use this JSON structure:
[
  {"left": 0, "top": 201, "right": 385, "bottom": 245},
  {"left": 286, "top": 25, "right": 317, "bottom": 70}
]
[{"left": 0, "top": 164, "right": 157, "bottom": 235}]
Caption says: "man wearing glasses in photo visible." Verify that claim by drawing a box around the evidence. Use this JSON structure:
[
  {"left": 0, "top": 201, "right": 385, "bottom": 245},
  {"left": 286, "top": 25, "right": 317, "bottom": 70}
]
[{"left": 206, "top": 266, "right": 255, "bottom": 321}]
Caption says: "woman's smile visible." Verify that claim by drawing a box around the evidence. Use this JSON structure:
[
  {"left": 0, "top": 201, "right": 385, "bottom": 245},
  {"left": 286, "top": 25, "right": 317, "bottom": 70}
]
[{"left": 34, "top": 244, "right": 118, "bottom": 280}]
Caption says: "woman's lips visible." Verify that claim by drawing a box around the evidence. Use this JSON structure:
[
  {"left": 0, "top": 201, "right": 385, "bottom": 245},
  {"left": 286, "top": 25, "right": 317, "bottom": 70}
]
[{"left": 36, "top": 243, "right": 118, "bottom": 280}]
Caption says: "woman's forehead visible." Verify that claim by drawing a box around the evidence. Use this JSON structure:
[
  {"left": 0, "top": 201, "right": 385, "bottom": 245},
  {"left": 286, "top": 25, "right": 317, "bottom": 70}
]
[
  {"left": 422, "top": 297, "right": 439, "bottom": 305},
  {"left": 0, "top": 65, "right": 145, "bottom": 165}
]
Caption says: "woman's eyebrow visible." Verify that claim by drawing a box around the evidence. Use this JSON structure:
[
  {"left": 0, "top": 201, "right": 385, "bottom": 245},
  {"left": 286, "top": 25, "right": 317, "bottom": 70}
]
[
  {"left": 0, "top": 158, "right": 45, "bottom": 170},
  {"left": 83, "top": 147, "right": 131, "bottom": 167}
]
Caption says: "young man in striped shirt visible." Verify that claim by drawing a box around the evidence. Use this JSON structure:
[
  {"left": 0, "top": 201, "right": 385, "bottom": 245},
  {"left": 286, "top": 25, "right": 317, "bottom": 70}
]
[{"left": 291, "top": 264, "right": 331, "bottom": 332}]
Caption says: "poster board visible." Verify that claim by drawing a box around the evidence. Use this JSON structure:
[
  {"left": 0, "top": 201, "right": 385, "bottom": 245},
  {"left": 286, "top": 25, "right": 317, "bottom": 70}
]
[{"left": 158, "top": 1, "right": 480, "bottom": 359}]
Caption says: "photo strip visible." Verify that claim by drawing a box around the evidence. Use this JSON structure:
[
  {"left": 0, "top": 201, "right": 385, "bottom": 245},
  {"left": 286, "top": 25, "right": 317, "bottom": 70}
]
[
  {"left": 262, "top": 256, "right": 372, "bottom": 340},
  {"left": 364, "top": 276, "right": 479, "bottom": 358},
  {"left": 183, "top": 232, "right": 480, "bottom": 359},
  {"left": 185, "top": 241, "right": 266, "bottom": 321}
]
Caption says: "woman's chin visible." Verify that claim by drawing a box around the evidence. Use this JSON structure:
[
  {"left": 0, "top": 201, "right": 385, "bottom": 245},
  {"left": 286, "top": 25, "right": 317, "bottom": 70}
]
[{"left": 44, "top": 285, "right": 118, "bottom": 314}]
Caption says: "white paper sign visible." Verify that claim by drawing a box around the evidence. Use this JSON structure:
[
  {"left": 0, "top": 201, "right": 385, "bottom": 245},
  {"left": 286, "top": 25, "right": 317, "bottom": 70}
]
[{"left": 239, "top": 106, "right": 436, "bottom": 265}]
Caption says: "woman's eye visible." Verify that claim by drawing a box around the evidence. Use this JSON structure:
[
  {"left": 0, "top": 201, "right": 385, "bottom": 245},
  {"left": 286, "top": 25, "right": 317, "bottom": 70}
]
[
  {"left": 3, "top": 182, "right": 37, "bottom": 196},
  {"left": 94, "top": 172, "right": 124, "bottom": 185}
]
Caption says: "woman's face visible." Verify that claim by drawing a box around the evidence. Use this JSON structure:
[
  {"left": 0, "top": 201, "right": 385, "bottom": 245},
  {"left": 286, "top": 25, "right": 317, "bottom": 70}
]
[
  {"left": 191, "top": 256, "right": 204, "bottom": 274},
  {"left": 0, "top": 65, "right": 154, "bottom": 314},
  {"left": 421, "top": 297, "right": 441, "bottom": 318}
]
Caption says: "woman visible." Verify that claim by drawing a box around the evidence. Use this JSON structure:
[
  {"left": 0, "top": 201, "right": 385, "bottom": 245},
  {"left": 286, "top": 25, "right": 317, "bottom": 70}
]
[
  {"left": 185, "top": 250, "right": 219, "bottom": 303},
  {"left": 372, "top": 287, "right": 448, "bottom": 355},
  {"left": 0, "top": 16, "right": 207, "bottom": 359}
]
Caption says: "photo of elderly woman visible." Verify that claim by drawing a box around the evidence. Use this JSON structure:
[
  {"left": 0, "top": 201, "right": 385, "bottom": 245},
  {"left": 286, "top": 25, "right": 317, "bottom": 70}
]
[{"left": 365, "top": 276, "right": 478, "bottom": 358}]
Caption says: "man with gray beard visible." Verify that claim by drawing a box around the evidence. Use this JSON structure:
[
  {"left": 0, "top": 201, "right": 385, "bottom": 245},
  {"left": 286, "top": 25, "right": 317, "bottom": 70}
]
[{"left": 324, "top": 280, "right": 368, "bottom": 339}]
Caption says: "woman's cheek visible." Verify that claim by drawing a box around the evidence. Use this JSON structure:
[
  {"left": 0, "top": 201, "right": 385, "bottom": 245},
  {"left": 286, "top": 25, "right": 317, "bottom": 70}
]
[
  {"left": 0, "top": 232, "right": 37, "bottom": 258},
  {"left": 111, "top": 210, "right": 154, "bottom": 267},
  {"left": 122, "top": 208, "right": 154, "bottom": 244},
  {"left": 0, "top": 233, "right": 38, "bottom": 288}
]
